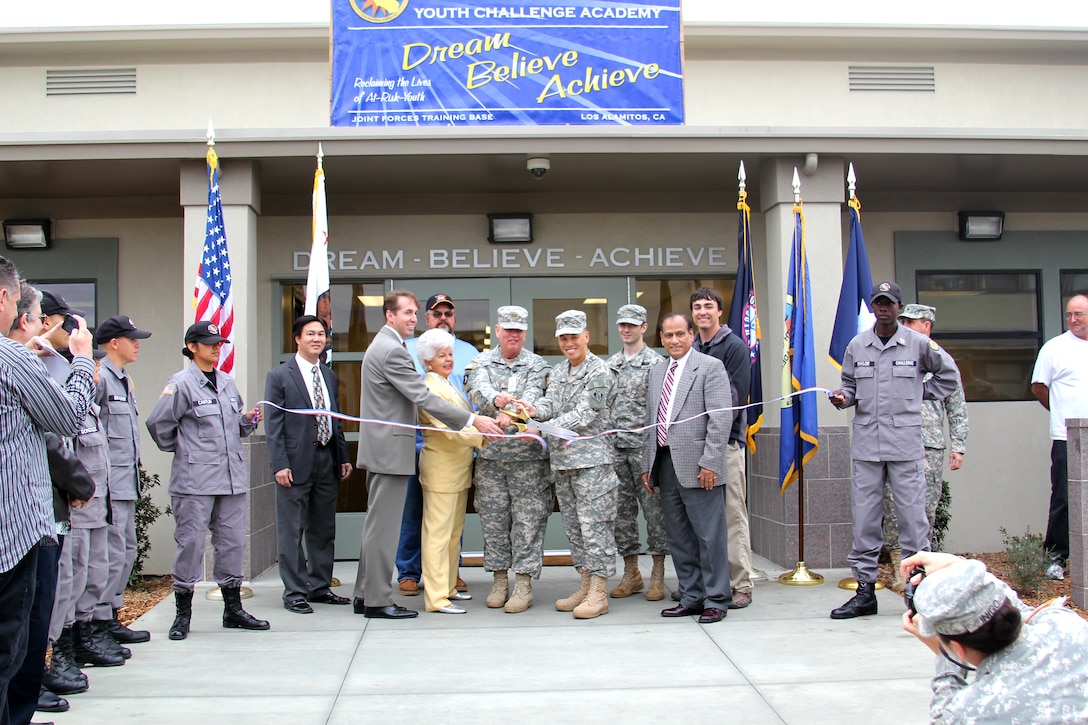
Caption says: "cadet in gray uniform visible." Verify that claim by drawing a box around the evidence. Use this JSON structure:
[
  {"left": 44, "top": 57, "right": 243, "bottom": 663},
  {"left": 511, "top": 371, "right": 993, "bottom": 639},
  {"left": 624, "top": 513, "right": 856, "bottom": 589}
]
[
  {"left": 146, "top": 321, "right": 269, "bottom": 640},
  {"left": 606, "top": 304, "right": 668, "bottom": 601},
  {"left": 95, "top": 314, "right": 153, "bottom": 644},
  {"left": 522, "top": 310, "right": 620, "bottom": 620},
  {"left": 466, "top": 305, "right": 552, "bottom": 613},
  {"left": 46, "top": 351, "right": 116, "bottom": 691},
  {"left": 829, "top": 281, "right": 959, "bottom": 620},
  {"left": 882, "top": 304, "right": 968, "bottom": 591}
]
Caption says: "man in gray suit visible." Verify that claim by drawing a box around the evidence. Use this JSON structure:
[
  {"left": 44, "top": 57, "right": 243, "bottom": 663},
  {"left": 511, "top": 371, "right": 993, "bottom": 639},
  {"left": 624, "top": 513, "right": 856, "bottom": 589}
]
[
  {"left": 642, "top": 313, "right": 734, "bottom": 624},
  {"left": 352, "top": 290, "right": 502, "bottom": 619}
]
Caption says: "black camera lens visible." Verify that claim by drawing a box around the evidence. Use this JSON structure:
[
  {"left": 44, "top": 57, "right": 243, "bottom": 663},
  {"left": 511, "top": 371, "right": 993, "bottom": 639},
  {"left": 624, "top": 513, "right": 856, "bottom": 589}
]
[{"left": 903, "top": 567, "right": 926, "bottom": 615}]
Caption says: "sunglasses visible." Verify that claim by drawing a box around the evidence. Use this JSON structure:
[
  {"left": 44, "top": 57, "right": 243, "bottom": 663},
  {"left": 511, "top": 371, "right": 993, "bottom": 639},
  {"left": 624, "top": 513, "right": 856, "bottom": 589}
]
[{"left": 430, "top": 310, "right": 455, "bottom": 318}]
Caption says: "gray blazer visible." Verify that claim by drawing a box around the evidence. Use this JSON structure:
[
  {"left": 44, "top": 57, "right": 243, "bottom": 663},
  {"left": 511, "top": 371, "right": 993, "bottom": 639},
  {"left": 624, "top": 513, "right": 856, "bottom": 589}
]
[
  {"left": 642, "top": 350, "right": 732, "bottom": 488},
  {"left": 356, "top": 326, "right": 472, "bottom": 476}
]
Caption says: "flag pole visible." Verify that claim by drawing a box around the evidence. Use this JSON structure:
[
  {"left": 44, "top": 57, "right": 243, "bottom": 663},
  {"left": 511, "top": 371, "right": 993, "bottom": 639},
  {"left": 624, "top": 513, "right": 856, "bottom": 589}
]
[{"left": 779, "top": 168, "right": 823, "bottom": 586}]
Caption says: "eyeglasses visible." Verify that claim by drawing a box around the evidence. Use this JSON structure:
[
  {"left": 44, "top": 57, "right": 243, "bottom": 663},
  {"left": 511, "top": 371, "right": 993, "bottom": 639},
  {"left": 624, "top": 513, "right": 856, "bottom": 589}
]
[
  {"left": 24, "top": 313, "right": 47, "bottom": 323},
  {"left": 430, "top": 310, "right": 455, "bottom": 318},
  {"left": 1065, "top": 311, "right": 1086, "bottom": 320}
]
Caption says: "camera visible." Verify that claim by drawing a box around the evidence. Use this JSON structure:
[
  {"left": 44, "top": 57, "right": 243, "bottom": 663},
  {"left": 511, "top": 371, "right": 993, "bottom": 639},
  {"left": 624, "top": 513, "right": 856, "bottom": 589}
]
[
  {"left": 903, "top": 567, "right": 926, "bottom": 616},
  {"left": 527, "top": 157, "right": 550, "bottom": 179},
  {"left": 61, "top": 314, "right": 79, "bottom": 334}
]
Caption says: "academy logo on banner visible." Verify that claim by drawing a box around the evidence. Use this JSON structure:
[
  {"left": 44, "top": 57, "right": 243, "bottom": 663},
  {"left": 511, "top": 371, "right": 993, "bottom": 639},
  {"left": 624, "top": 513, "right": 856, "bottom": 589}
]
[{"left": 331, "top": 0, "right": 684, "bottom": 127}]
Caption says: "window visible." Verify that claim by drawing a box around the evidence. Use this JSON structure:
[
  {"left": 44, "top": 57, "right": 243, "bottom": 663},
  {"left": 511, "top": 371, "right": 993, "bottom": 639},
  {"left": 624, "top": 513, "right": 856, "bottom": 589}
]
[
  {"left": 1060, "top": 270, "right": 1088, "bottom": 332},
  {"left": 635, "top": 278, "right": 734, "bottom": 345},
  {"left": 916, "top": 272, "right": 1041, "bottom": 401},
  {"left": 531, "top": 297, "right": 610, "bottom": 356},
  {"left": 35, "top": 281, "right": 98, "bottom": 327}
]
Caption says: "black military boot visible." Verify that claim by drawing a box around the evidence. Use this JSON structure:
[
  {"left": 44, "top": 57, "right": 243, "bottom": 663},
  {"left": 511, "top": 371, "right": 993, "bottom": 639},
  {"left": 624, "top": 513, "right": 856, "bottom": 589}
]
[
  {"left": 830, "top": 581, "right": 879, "bottom": 619},
  {"left": 222, "top": 587, "right": 270, "bottom": 631},
  {"left": 71, "top": 620, "right": 124, "bottom": 667},
  {"left": 36, "top": 685, "right": 70, "bottom": 713},
  {"left": 49, "top": 627, "right": 88, "bottom": 687},
  {"left": 169, "top": 591, "right": 194, "bottom": 640},
  {"left": 106, "top": 607, "right": 151, "bottom": 644}
]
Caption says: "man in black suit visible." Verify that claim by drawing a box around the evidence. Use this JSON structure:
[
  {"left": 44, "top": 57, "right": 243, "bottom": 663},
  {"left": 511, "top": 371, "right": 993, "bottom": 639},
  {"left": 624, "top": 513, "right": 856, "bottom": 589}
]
[{"left": 264, "top": 316, "right": 352, "bottom": 613}]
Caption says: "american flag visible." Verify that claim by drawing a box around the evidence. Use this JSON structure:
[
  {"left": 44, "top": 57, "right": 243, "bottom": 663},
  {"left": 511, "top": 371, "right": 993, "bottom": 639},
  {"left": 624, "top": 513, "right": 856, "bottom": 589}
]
[{"left": 193, "top": 146, "right": 235, "bottom": 374}]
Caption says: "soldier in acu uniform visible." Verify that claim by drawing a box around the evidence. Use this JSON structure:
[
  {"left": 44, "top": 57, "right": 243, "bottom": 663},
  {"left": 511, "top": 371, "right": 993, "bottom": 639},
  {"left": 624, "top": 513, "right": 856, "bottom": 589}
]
[
  {"left": 882, "top": 304, "right": 968, "bottom": 591},
  {"left": 522, "top": 310, "right": 620, "bottom": 620},
  {"left": 146, "top": 321, "right": 269, "bottom": 640},
  {"left": 829, "top": 281, "right": 959, "bottom": 620},
  {"left": 606, "top": 304, "right": 668, "bottom": 601},
  {"left": 466, "top": 306, "right": 552, "bottom": 613}
]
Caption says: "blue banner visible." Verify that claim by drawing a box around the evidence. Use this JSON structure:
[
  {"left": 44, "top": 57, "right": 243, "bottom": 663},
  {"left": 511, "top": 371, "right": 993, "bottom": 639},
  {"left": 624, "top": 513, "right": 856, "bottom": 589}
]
[{"left": 331, "top": 0, "right": 683, "bottom": 127}]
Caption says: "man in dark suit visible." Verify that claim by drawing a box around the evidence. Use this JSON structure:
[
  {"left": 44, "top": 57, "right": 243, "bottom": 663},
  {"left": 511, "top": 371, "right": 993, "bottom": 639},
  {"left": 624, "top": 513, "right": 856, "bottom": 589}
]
[
  {"left": 264, "top": 315, "right": 352, "bottom": 614},
  {"left": 642, "top": 313, "right": 734, "bottom": 624},
  {"left": 352, "top": 290, "right": 501, "bottom": 619}
]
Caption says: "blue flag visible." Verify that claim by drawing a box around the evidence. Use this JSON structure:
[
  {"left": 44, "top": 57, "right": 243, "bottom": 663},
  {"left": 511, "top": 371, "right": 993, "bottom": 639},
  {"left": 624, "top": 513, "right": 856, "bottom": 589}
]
[
  {"left": 728, "top": 190, "right": 763, "bottom": 452},
  {"left": 828, "top": 197, "right": 875, "bottom": 368},
  {"left": 779, "top": 205, "right": 819, "bottom": 493}
]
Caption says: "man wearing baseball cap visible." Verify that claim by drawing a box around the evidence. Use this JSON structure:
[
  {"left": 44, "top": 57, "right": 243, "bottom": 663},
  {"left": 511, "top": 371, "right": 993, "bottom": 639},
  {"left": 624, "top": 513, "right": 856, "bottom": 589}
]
[
  {"left": 881, "top": 304, "right": 968, "bottom": 592},
  {"left": 94, "top": 315, "right": 154, "bottom": 645},
  {"left": 39, "top": 290, "right": 86, "bottom": 358},
  {"left": 828, "top": 281, "right": 959, "bottom": 619}
]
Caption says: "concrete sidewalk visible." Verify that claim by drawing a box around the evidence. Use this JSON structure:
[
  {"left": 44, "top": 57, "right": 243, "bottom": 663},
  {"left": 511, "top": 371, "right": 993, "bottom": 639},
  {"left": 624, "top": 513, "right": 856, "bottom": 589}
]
[{"left": 49, "top": 556, "right": 936, "bottom": 724}]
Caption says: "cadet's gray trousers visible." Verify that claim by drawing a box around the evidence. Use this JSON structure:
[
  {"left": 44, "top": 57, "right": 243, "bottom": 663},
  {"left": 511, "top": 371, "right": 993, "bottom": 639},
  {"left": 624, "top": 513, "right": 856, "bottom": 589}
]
[
  {"left": 49, "top": 525, "right": 110, "bottom": 641},
  {"left": 171, "top": 493, "right": 247, "bottom": 594},
  {"left": 106, "top": 499, "right": 137, "bottom": 609},
  {"left": 849, "top": 459, "right": 930, "bottom": 583}
]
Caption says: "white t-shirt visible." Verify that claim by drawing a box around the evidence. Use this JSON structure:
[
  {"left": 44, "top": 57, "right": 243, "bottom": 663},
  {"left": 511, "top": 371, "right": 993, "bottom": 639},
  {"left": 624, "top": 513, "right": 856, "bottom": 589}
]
[{"left": 1032, "top": 330, "right": 1088, "bottom": 440}]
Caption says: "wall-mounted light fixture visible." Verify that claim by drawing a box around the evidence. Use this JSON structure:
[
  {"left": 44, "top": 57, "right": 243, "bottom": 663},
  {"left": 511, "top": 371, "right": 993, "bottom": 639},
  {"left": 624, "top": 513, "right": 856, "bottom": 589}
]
[
  {"left": 488, "top": 213, "right": 533, "bottom": 244},
  {"left": 3, "top": 219, "right": 52, "bottom": 249},
  {"left": 957, "top": 211, "right": 1004, "bottom": 241}
]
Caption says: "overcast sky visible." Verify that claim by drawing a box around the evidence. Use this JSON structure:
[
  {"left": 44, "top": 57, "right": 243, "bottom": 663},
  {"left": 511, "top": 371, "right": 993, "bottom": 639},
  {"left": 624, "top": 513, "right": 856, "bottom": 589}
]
[{"left": 5, "top": 0, "right": 1087, "bottom": 30}]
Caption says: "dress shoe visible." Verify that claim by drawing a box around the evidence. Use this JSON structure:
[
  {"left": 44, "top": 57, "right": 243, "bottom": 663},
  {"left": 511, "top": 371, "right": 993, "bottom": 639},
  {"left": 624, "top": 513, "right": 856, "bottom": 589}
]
[
  {"left": 449, "top": 592, "right": 472, "bottom": 601},
  {"left": 660, "top": 604, "right": 704, "bottom": 617},
  {"left": 307, "top": 591, "right": 351, "bottom": 605},
  {"left": 364, "top": 604, "right": 418, "bottom": 619},
  {"left": 435, "top": 604, "right": 466, "bottom": 614},
  {"left": 455, "top": 576, "right": 468, "bottom": 593},
  {"left": 830, "top": 581, "right": 878, "bottom": 620},
  {"left": 352, "top": 598, "right": 366, "bottom": 615},
  {"left": 36, "top": 687, "right": 69, "bottom": 713},
  {"left": 728, "top": 590, "right": 752, "bottom": 609},
  {"left": 398, "top": 579, "right": 420, "bottom": 596},
  {"left": 698, "top": 607, "right": 726, "bottom": 624},
  {"left": 283, "top": 599, "right": 314, "bottom": 614}
]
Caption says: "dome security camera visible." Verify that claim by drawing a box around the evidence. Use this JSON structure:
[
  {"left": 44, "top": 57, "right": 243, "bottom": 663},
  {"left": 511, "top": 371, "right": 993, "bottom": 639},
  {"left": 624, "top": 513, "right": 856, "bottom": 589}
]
[{"left": 527, "top": 157, "right": 550, "bottom": 179}]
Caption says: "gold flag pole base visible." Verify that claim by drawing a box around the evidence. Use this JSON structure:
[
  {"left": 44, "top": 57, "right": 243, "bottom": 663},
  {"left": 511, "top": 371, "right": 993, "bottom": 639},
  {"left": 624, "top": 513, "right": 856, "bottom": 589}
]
[
  {"left": 330, "top": 577, "right": 342, "bottom": 588},
  {"left": 778, "top": 562, "right": 824, "bottom": 586},
  {"left": 205, "top": 586, "right": 254, "bottom": 601},
  {"left": 837, "top": 577, "right": 885, "bottom": 591}
]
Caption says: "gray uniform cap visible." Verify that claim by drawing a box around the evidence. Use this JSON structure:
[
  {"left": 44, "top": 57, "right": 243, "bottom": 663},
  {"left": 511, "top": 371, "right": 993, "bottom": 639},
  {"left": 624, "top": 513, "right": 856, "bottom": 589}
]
[
  {"left": 496, "top": 305, "right": 528, "bottom": 330},
  {"left": 616, "top": 304, "right": 647, "bottom": 326},
  {"left": 914, "top": 558, "right": 1009, "bottom": 638},
  {"left": 555, "top": 310, "right": 587, "bottom": 337},
  {"left": 899, "top": 304, "right": 937, "bottom": 323}
]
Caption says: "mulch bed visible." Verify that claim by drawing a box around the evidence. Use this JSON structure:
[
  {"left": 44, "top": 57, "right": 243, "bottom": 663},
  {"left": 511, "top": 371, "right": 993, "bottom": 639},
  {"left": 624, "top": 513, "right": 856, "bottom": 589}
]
[
  {"left": 878, "top": 552, "right": 1087, "bottom": 621},
  {"left": 119, "top": 576, "right": 174, "bottom": 624}
]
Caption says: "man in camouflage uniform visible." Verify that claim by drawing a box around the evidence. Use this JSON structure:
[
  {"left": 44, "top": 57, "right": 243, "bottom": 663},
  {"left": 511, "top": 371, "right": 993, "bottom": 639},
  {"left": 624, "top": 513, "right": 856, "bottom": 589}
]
[
  {"left": 465, "top": 306, "right": 552, "bottom": 614},
  {"left": 882, "top": 304, "right": 968, "bottom": 592},
  {"left": 523, "top": 310, "right": 619, "bottom": 619},
  {"left": 606, "top": 304, "right": 668, "bottom": 601}
]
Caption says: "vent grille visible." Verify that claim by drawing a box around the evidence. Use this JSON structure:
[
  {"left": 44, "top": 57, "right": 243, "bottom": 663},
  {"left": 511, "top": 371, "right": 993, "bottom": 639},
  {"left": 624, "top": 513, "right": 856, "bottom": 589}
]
[
  {"left": 848, "top": 65, "right": 935, "bottom": 92},
  {"left": 46, "top": 68, "right": 137, "bottom": 96}
]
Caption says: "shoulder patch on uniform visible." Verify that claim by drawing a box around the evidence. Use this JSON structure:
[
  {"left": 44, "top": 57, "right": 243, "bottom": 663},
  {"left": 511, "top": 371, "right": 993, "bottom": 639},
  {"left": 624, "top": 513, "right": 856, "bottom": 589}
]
[
  {"left": 162, "top": 383, "right": 176, "bottom": 396},
  {"left": 929, "top": 340, "right": 940, "bottom": 351}
]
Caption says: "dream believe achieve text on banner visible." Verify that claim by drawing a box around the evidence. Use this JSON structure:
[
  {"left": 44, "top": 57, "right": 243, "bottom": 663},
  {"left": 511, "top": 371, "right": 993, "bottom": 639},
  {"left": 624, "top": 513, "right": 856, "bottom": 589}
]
[{"left": 331, "top": 0, "right": 683, "bottom": 127}]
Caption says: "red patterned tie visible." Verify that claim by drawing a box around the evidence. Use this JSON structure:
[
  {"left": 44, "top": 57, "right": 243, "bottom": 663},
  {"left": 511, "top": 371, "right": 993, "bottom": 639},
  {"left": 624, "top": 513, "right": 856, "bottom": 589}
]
[{"left": 657, "top": 360, "right": 677, "bottom": 447}]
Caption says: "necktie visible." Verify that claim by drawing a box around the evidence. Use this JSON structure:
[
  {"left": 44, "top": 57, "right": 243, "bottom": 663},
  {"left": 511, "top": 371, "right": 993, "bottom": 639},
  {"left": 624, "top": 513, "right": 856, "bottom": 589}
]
[
  {"left": 312, "top": 365, "right": 331, "bottom": 446},
  {"left": 657, "top": 360, "right": 677, "bottom": 447}
]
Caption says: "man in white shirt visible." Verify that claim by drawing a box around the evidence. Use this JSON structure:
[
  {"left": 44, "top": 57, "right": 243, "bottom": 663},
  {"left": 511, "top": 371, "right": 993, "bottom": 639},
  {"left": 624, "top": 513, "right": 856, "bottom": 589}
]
[{"left": 1031, "top": 294, "right": 1088, "bottom": 579}]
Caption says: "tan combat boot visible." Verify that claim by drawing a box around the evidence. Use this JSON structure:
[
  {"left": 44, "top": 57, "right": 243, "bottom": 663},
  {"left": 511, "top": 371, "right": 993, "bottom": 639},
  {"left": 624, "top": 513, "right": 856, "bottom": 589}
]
[
  {"left": 555, "top": 568, "right": 591, "bottom": 611},
  {"left": 609, "top": 555, "right": 644, "bottom": 598},
  {"left": 573, "top": 575, "right": 609, "bottom": 619},
  {"left": 890, "top": 548, "right": 906, "bottom": 594},
  {"left": 504, "top": 573, "right": 533, "bottom": 613},
  {"left": 646, "top": 554, "right": 666, "bottom": 601},
  {"left": 486, "top": 570, "right": 509, "bottom": 609}
]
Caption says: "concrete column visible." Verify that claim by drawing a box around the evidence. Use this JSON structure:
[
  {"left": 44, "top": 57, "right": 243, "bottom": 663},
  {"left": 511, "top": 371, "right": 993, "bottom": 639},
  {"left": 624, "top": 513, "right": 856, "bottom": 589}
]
[
  {"left": 749, "top": 156, "right": 854, "bottom": 569},
  {"left": 181, "top": 159, "right": 276, "bottom": 581},
  {"left": 1069, "top": 418, "right": 1086, "bottom": 608}
]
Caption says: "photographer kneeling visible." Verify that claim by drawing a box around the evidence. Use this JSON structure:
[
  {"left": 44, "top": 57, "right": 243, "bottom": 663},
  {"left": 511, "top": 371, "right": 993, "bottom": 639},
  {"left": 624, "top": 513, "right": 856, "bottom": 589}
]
[{"left": 901, "top": 551, "right": 1088, "bottom": 723}]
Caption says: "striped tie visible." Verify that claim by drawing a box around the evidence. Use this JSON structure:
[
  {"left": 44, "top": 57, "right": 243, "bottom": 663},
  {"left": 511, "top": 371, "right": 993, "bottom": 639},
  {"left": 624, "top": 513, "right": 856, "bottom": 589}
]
[
  {"left": 657, "top": 360, "right": 677, "bottom": 447},
  {"left": 312, "top": 365, "right": 331, "bottom": 446}
]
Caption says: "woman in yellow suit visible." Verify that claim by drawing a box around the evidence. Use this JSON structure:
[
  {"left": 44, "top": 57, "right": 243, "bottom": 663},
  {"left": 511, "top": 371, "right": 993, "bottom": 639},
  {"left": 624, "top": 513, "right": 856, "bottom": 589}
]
[{"left": 415, "top": 329, "right": 485, "bottom": 614}]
